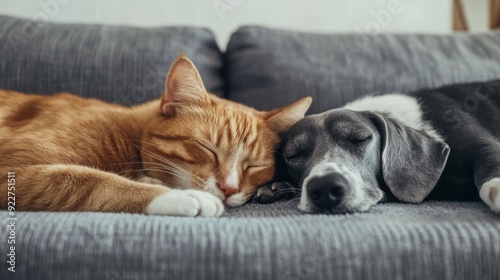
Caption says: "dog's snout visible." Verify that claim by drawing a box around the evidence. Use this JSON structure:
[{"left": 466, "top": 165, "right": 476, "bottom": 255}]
[{"left": 306, "top": 173, "right": 347, "bottom": 209}]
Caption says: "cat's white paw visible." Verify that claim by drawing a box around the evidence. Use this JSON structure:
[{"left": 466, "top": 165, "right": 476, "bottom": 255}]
[
  {"left": 480, "top": 178, "right": 500, "bottom": 213},
  {"left": 145, "top": 189, "right": 225, "bottom": 217},
  {"left": 138, "top": 176, "right": 164, "bottom": 185}
]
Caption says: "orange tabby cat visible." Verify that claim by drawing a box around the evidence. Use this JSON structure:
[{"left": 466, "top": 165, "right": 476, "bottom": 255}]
[{"left": 0, "top": 55, "right": 311, "bottom": 217}]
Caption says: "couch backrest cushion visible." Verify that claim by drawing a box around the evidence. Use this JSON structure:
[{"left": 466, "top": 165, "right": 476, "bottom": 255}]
[
  {"left": 0, "top": 15, "right": 223, "bottom": 105},
  {"left": 225, "top": 26, "right": 500, "bottom": 114}
]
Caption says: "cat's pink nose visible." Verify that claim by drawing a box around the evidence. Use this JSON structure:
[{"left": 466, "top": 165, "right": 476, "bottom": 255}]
[{"left": 218, "top": 183, "right": 239, "bottom": 197}]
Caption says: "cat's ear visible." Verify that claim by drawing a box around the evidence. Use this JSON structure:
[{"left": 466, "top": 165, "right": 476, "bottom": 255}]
[
  {"left": 161, "top": 55, "right": 210, "bottom": 116},
  {"left": 264, "top": 97, "right": 312, "bottom": 136}
]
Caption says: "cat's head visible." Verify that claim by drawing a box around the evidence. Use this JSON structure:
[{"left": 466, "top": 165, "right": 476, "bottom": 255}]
[{"left": 141, "top": 55, "right": 311, "bottom": 207}]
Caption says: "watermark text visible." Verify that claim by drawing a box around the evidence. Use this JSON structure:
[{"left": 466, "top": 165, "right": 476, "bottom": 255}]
[{"left": 7, "top": 172, "right": 16, "bottom": 273}]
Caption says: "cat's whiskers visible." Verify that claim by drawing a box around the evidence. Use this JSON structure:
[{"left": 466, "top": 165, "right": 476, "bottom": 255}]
[
  {"left": 117, "top": 165, "right": 205, "bottom": 187},
  {"left": 113, "top": 140, "right": 206, "bottom": 187},
  {"left": 139, "top": 142, "right": 198, "bottom": 175},
  {"left": 106, "top": 161, "right": 166, "bottom": 167},
  {"left": 140, "top": 148, "right": 205, "bottom": 186},
  {"left": 108, "top": 161, "right": 185, "bottom": 177},
  {"left": 140, "top": 149, "right": 188, "bottom": 174},
  {"left": 137, "top": 167, "right": 190, "bottom": 181},
  {"left": 141, "top": 166, "right": 188, "bottom": 181}
]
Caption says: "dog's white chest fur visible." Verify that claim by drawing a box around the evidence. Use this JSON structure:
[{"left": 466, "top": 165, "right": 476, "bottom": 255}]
[{"left": 343, "top": 93, "right": 444, "bottom": 141}]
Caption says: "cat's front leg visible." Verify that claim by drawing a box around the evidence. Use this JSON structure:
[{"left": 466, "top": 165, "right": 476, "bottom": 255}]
[{"left": 0, "top": 165, "right": 224, "bottom": 217}]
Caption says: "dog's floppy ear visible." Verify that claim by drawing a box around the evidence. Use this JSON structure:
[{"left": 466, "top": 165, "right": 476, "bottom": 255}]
[{"left": 367, "top": 112, "right": 450, "bottom": 203}]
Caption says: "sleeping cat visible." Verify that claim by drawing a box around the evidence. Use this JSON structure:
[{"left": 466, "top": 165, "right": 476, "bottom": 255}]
[{"left": 0, "top": 55, "right": 312, "bottom": 217}]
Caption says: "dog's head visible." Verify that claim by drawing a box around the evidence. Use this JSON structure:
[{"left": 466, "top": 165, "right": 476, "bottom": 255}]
[{"left": 282, "top": 109, "right": 450, "bottom": 213}]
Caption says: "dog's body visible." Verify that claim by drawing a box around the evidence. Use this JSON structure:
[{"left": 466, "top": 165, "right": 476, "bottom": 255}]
[{"left": 259, "top": 80, "right": 500, "bottom": 214}]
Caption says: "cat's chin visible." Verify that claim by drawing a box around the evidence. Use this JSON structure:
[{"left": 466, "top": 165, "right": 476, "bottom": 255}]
[{"left": 225, "top": 193, "right": 251, "bottom": 208}]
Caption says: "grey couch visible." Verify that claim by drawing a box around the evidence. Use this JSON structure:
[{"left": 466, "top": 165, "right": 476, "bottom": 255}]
[{"left": 1, "top": 15, "right": 499, "bottom": 280}]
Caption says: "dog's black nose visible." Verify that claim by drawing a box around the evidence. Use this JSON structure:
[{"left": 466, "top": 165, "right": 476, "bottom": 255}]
[{"left": 306, "top": 173, "right": 347, "bottom": 210}]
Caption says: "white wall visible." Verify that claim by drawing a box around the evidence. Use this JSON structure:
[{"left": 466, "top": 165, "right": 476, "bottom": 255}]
[
  {"left": 463, "top": 0, "right": 489, "bottom": 32},
  {"left": 1, "top": 0, "right": 453, "bottom": 49}
]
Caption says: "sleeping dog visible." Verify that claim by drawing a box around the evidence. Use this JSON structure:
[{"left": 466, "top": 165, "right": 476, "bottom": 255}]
[{"left": 256, "top": 80, "right": 500, "bottom": 214}]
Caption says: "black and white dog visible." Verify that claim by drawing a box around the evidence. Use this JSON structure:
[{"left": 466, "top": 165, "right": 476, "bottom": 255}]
[{"left": 256, "top": 80, "right": 500, "bottom": 214}]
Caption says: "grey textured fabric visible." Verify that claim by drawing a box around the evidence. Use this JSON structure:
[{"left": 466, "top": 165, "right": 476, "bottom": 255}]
[
  {"left": 226, "top": 26, "right": 500, "bottom": 113},
  {"left": 0, "top": 15, "right": 224, "bottom": 105},
  {"left": 1, "top": 201, "right": 499, "bottom": 280}
]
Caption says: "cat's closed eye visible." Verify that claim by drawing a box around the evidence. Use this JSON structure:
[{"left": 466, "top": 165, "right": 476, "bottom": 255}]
[
  {"left": 195, "top": 141, "right": 218, "bottom": 160},
  {"left": 246, "top": 165, "right": 273, "bottom": 171}
]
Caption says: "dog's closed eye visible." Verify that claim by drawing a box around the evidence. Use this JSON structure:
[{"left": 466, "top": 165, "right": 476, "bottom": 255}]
[
  {"left": 349, "top": 133, "right": 372, "bottom": 144},
  {"left": 286, "top": 148, "right": 307, "bottom": 160},
  {"left": 286, "top": 152, "right": 302, "bottom": 160}
]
